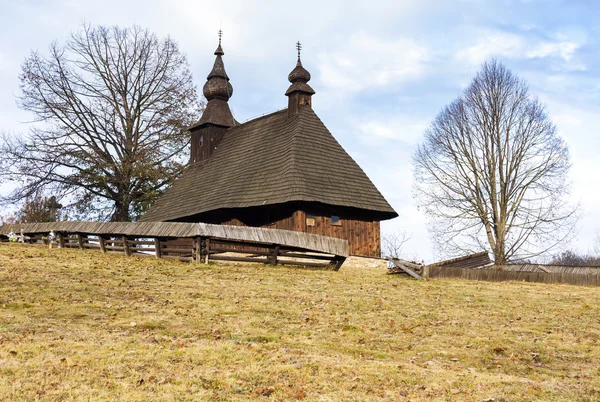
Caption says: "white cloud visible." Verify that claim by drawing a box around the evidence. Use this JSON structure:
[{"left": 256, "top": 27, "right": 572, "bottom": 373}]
[
  {"left": 317, "top": 33, "right": 429, "bottom": 92},
  {"left": 456, "top": 32, "right": 524, "bottom": 65},
  {"left": 527, "top": 41, "right": 578, "bottom": 62},
  {"left": 358, "top": 118, "right": 428, "bottom": 145},
  {"left": 456, "top": 30, "right": 584, "bottom": 70}
]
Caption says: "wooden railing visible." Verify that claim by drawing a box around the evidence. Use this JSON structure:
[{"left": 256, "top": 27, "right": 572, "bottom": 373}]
[{"left": 0, "top": 222, "right": 348, "bottom": 270}]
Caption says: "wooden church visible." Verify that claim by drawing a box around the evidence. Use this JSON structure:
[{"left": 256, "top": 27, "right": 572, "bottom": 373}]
[{"left": 142, "top": 37, "right": 397, "bottom": 257}]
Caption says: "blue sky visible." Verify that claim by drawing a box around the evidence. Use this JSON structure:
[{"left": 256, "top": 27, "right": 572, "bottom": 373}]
[{"left": 0, "top": 0, "right": 598, "bottom": 261}]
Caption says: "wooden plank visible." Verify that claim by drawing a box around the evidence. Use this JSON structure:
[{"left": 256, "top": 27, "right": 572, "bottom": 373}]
[
  {"left": 127, "top": 240, "right": 155, "bottom": 245},
  {"left": 333, "top": 256, "right": 346, "bottom": 271},
  {"left": 0, "top": 221, "right": 349, "bottom": 257},
  {"left": 122, "top": 236, "right": 131, "bottom": 257},
  {"left": 210, "top": 255, "right": 270, "bottom": 264},
  {"left": 98, "top": 235, "right": 106, "bottom": 253},
  {"left": 271, "top": 245, "right": 280, "bottom": 266},
  {"left": 195, "top": 237, "right": 202, "bottom": 264},
  {"left": 387, "top": 258, "right": 423, "bottom": 280},
  {"left": 154, "top": 238, "right": 162, "bottom": 259},
  {"left": 205, "top": 238, "right": 210, "bottom": 264},
  {"left": 77, "top": 234, "right": 84, "bottom": 249},
  {"left": 160, "top": 247, "right": 193, "bottom": 254},
  {"left": 57, "top": 233, "right": 64, "bottom": 248}
]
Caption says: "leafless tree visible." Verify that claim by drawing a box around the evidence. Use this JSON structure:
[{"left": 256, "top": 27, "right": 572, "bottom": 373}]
[
  {"left": 413, "top": 59, "right": 577, "bottom": 264},
  {"left": 0, "top": 24, "right": 203, "bottom": 221},
  {"left": 381, "top": 230, "right": 412, "bottom": 259}
]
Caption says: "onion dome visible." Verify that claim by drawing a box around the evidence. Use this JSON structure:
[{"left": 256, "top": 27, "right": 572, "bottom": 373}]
[
  {"left": 203, "top": 41, "right": 233, "bottom": 101},
  {"left": 190, "top": 31, "right": 236, "bottom": 129},
  {"left": 285, "top": 42, "right": 315, "bottom": 96}
]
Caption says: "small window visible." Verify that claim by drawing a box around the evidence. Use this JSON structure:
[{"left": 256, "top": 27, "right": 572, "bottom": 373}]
[
  {"left": 199, "top": 134, "right": 204, "bottom": 146},
  {"left": 306, "top": 214, "right": 316, "bottom": 227},
  {"left": 331, "top": 215, "right": 341, "bottom": 226}
]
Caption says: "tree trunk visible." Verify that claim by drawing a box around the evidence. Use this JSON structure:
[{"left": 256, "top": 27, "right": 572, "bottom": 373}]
[{"left": 113, "top": 199, "right": 131, "bottom": 222}]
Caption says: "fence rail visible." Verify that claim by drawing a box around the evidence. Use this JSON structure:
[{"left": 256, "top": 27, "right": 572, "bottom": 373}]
[{"left": 0, "top": 221, "right": 348, "bottom": 270}]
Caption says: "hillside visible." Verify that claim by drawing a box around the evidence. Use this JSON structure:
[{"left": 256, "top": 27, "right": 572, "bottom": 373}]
[{"left": 1, "top": 243, "right": 599, "bottom": 401}]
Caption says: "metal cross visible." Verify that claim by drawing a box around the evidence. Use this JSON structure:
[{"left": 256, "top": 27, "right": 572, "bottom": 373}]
[
  {"left": 296, "top": 41, "right": 302, "bottom": 59},
  {"left": 218, "top": 29, "right": 223, "bottom": 45}
]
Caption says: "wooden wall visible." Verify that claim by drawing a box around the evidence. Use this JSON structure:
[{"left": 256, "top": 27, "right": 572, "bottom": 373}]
[
  {"left": 190, "top": 125, "right": 228, "bottom": 164},
  {"left": 187, "top": 204, "right": 381, "bottom": 257}
]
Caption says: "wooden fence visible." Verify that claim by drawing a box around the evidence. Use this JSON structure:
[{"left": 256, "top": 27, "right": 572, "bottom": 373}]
[
  {"left": 0, "top": 221, "right": 348, "bottom": 270},
  {"left": 428, "top": 265, "right": 600, "bottom": 287}
]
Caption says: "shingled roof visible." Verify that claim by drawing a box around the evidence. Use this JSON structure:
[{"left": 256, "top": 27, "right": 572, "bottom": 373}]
[{"left": 142, "top": 106, "right": 397, "bottom": 222}]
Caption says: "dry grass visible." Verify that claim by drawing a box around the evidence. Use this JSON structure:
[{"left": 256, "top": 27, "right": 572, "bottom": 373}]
[{"left": 1, "top": 243, "right": 600, "bottom": 401}]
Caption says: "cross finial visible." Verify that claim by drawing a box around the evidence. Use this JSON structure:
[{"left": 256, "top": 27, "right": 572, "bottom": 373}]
[
  {"left": 218, "top": 29, "right": 223, "bottom": 45},
  {"left": 296, "top": 41, "right": 302, "bottom": 60}
]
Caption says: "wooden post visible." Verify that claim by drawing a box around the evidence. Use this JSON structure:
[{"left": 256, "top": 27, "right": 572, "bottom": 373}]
[
  {"left": 204, "top": 238, "right": 210, "bottom": 264},
  {"left": 57, "top": 233, "right": 64, "bottom": 248},
  {"left": 154, "top": 237, "right": 161, "bottom": 259},
  {"left": 333, "top": 256, "right": 346, "bottom": 271},
  {"left": 98, "top": 235, "right": 106, "bottom": 253},
  {"left": 77, "top": 233, "right": 84, "bottom": 249},
  {"left": 122, "top": 236, "right": 131, "bottom": 257},
  {"left": 270, "top": 245, "right": 280, "bottom": 266},
  {"left": 195, "top": 237, "right": 202, "bottom": 263}
]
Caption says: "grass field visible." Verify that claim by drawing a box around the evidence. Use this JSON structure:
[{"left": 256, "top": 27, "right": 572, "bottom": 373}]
[{"left": 1, "top": 243, "right": 600, "bottom": 401}]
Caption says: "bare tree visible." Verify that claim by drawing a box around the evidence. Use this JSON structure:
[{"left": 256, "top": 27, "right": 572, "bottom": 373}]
[
  {"left": 0, "top": 24, "right": 203, "bottom": 221},
  {"left": 381, "top": 230, "right": 412, "bottom": 259},
  {"left": 413, "top": 59, "right": 577, "bottom": 264}
]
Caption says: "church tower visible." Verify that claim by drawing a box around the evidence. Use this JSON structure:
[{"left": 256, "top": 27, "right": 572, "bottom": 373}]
[
  {"left": 189, "top": 31, "right": 236, "bottom": 164},
  {"left": 285, "top": 42, "right": 315, "bottom": 118}
]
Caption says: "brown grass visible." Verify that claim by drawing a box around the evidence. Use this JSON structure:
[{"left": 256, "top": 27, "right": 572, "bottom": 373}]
[{"left": 1, "top": 243, "right": 600, "bottom": 401}]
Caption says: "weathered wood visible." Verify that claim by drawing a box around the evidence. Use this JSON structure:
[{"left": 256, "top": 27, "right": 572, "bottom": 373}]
[
  {"left": 57, "top": 233, "right": 64, "bottom": 248},
  {"left": 154, "top": 238, "right": 161, "bottom": 259},
  {"left": 210, "top": 255, "right": 270, "bottom": 264},
  {"left": 98, "top": 235, "right": 106, "bottom": 253},
  {"left": 76, "top": 233, "right": 84, "bottom": 249},
  {"left": 387, "top": 258, "right": 423, "bottom": 280},
  {"left": 0, "top": 221, "right": 349, "bottom": 257},
  {"left": 127, "top": 240, "right": 155, "bottom": 245},
  {"left": 429, "top": 266, "right": 600, "bottom": 287},
  {"left": 195, "top": 237, "right": 202, "bottom": 263},
  {"left": 122, "top": 236, "right": 131, "bottom": 257},
  {"left": 333, "top": 256, "right": 346, "bottom": 271},
  {"left": 205, "top": 238, "right": 210, "bottom": 264},
  {"left": 270, "top": 245, "right": 280, "bottom": 266},
  {"left": 160, "top": 247, "right": 193, "bottom": 254},
  {"left": 278, "top": 251, "right": 336, "bottom": 261}
]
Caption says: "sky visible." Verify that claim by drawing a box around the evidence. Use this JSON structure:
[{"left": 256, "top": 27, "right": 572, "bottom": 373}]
[{"left": 0, "top": 0, "right": 598, "bottom": 262}]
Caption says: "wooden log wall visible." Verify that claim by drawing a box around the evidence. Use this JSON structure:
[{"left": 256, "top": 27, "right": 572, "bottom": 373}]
[{"left": 221, "top": 210, "right": 380, "bottom": 257}]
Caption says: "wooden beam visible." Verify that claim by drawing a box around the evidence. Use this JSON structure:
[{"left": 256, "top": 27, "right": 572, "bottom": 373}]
[
  {"left": 123, "top": 236, "right": 131, "bottom": 257},
  {"left": 204, "top": 238, "right": 210, "bottom": 264},
  {"left": 98, "top": 235, "right": 106, "bottom": 253},
  {"left": 57, "top": 232, "right": 64, "bottom": 248},
  {"left": 270, "top": 245, "right": 280, "bottom": 266},
  {"left": 333, "top": 256, "right": 346, "bottom": 271},
  {"left": 154, "top": 238, "right": 161, "bottom": 259},
  {"left": 387, "top": 258, "right": 423, "bottom": 280},
  {"left": 77, "top": 233, "right": 84, "bottom": 249},
  {"left": 195, "top": 237, "right": 202, "bottom": 263}
]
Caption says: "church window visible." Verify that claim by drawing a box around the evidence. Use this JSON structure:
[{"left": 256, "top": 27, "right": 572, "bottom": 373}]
[{"left": 331, "top": 215, "right": 341, "bottom": 226}]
